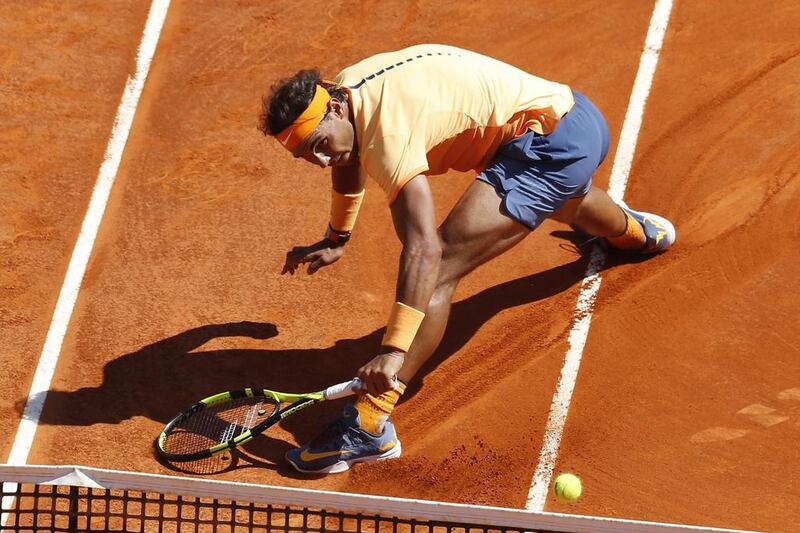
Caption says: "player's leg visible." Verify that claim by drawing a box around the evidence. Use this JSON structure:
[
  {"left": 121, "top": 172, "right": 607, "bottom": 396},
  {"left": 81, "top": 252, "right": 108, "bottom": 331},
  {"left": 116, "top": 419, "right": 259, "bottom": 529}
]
[
  {"left": 398, "top": 179, "right": 649, "bottom": 382},
  {"left": 552, "top": 186, "right": 677, "bottom": 253},
  {"left": 548, "top": 91, "right": 676, "bottom": 253},
  {"left": 550, "top": 186, "right": 626, "bottom": 237},
  {"left": 398, "top": 179, "right": 530, "bottom": 382}
]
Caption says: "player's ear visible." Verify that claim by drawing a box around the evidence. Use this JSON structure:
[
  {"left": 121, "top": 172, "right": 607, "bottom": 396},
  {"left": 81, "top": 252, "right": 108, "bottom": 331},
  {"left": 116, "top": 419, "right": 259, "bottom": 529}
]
[{"left": 328, "top": 98, "right": 345, "bottom": 119}]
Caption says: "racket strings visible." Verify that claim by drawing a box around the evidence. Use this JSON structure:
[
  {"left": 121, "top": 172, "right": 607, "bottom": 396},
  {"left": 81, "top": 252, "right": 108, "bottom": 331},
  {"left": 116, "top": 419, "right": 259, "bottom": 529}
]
[{"left": 163, "top": 397, "right": 279, "bottom": 456}]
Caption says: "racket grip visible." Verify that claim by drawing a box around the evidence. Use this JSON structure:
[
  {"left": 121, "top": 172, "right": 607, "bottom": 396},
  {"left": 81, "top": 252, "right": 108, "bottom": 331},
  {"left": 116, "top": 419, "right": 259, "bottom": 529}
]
[
  {"left": 323, "top": 377, "right": 400, "bottom": 400},
  {"left": 323, "top": 379, "right": 363, "bottom": 400}
]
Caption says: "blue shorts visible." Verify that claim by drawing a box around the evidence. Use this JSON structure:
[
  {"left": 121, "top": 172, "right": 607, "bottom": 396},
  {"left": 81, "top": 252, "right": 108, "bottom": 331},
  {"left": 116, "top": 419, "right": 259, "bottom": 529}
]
[{"left": 477, "top": 91, "right": 610, "bottom": 230}]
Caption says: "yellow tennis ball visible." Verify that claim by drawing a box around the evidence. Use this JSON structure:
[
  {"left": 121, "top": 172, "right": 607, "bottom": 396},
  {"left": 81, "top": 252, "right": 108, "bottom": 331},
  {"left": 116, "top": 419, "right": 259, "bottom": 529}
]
[{"left": 553, "top": 473, "right": 582, "bottom": 502}]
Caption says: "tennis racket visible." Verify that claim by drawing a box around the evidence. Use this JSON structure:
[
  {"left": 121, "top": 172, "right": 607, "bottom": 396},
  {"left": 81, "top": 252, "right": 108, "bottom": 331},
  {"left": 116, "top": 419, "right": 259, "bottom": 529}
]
[{"left": 156, "top": 378, "right": 363, "bottom": 462}]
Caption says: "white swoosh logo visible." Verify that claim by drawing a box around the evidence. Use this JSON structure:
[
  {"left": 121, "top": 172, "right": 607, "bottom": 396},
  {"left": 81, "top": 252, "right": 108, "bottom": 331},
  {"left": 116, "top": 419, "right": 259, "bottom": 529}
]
[{"left": 278, "top": 127, "right": 294, "bottom": 146}]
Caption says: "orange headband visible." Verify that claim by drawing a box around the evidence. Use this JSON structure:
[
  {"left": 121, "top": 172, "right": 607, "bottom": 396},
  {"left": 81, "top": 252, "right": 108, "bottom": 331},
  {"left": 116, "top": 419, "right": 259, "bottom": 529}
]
[{"left": 274, "top": 84, "right": 331, "bottom": 152}]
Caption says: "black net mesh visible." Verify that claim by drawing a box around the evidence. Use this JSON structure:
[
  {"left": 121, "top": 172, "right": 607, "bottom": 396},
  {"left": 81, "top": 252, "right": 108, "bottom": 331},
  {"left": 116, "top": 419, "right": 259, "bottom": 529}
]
[{"left": 0, "top": 480, "right": 552, "bottom": 533}]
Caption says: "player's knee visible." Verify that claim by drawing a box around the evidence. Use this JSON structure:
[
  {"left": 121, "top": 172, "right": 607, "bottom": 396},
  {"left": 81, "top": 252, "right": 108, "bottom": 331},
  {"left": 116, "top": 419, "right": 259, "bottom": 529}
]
[{"left": 549, "top": 210, "right": 574, "bottom": 224}]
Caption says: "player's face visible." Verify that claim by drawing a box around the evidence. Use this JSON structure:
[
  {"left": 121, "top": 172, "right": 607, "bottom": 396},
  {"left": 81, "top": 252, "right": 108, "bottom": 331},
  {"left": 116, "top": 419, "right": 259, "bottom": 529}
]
[{"left": 294, "top": 100, "right": 355, "bottom": 168}]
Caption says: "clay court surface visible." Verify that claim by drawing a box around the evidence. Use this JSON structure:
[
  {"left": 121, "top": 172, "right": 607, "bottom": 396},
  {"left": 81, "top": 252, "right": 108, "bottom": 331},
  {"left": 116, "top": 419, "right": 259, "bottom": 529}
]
[{"left": 1, "top": 1, "right": 799, "bottom": 531}]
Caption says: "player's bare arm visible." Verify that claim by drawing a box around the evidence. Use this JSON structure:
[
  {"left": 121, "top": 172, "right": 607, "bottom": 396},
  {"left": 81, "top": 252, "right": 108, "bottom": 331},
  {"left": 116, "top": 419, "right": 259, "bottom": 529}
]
[{"left": 357, "top": 174, "right": 441, "bottom": 396}]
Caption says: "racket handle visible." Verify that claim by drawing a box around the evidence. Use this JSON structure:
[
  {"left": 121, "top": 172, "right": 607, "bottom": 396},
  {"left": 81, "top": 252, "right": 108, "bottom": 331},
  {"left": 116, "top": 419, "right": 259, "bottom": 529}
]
[
  {"left": 322, "top": 377, "right": 400, "bottom": 400},
  {"left": 323, "top": 379, "right": 363, "bottom": 400}
]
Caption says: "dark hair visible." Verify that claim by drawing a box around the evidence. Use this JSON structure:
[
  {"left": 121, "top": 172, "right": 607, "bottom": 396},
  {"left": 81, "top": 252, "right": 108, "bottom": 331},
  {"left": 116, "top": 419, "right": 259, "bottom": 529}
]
[{"left": 259, "top": 69, "right": 349, "bottom": 136}]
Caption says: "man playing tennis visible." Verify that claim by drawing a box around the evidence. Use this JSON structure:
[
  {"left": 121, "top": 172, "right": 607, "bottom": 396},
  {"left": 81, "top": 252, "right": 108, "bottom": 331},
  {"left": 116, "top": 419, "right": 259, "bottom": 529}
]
[{"left": 259, "top": 44, "right": 675, "bottom": 474}]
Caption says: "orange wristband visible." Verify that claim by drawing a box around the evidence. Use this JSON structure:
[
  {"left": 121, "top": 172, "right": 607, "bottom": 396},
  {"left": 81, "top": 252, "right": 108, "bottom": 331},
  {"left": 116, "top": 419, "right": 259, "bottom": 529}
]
[
  {"left": 381, "top": 302, "right": 426, "bottom": 352},
  {"left": 330, "top": 189, "right": 365, "bottom": 233}
]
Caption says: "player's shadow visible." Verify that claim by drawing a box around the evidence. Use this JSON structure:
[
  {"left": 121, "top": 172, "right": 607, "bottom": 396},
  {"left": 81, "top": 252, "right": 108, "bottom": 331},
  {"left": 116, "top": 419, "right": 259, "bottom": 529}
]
[{"left": 23, "top": 235, "right": 648, "bottom": 473}]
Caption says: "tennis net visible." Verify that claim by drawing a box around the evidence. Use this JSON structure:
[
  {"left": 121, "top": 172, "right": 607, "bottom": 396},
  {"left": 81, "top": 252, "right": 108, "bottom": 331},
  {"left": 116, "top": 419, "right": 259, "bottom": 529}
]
[{"left": 0, "top": 465, "right": 748, "bottom": 533}]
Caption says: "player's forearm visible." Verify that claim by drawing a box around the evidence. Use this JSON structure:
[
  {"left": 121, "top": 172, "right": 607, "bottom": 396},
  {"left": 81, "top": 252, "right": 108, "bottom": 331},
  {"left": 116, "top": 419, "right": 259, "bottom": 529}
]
[
  {"left": 379, "top": 236, "right": 440, "bottom": 356},
  {"left": 395, "top": 234, "right": 442, "bottom": 312}
]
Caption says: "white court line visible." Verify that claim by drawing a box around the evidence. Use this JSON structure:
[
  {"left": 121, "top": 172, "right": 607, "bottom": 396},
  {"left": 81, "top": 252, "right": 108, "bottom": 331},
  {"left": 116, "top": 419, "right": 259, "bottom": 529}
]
[
  {"left": 526, "top": 0, "right": 674, "bottom": 511},
  {"left": 2, "top": 0, "right": 170, "bottom": 525},
  {"left": 2, "top": 0, "right": 170, "bottom": 492}
]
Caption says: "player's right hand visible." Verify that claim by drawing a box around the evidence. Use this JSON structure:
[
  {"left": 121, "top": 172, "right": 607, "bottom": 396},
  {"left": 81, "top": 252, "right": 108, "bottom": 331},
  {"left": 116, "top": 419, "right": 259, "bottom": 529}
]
[
  {"left": 282, "top": 240, "right": 345, "bottom": 275},
  {"left": 356, "top": 351, "right": 404, "bottom": 396}
]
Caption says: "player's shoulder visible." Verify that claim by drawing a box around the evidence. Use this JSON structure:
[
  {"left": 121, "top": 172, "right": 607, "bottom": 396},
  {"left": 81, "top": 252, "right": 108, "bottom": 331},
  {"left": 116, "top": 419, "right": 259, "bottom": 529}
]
[{"left": 334, "top": 44, "right": 477, "bottom": 85}]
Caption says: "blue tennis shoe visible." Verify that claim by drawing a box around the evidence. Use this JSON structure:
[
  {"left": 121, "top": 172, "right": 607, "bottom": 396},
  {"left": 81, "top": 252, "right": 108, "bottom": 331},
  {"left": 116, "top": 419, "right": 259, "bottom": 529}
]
[
  {"left": 286, "top": 404, "right": 402, "bottom": 474},
  {"left": 619, "top": 202, "right": 676, "bottom": 253}
]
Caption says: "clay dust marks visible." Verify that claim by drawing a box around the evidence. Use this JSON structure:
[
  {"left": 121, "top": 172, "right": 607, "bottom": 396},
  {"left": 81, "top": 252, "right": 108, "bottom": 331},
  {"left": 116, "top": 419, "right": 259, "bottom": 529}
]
[
  {"left": 689, "top": 427, "right": 749, "bottom": 444},
  {"left": 736, "top": 404, "right": 789, "bottom": 428},
  {"left": 621, "top": 2, "right": 800, "bottom": 248},
  {"left": 690, "top": 389, "right": 800, "bottom": 444},
  {"left": 778, "top": 388, "right": 800, "bottom": 401},
  {"left": 679, "top": 62, "right": 800, "bottom": 244},
  {"left": 658, "top": 50, "right": 800, "bottom": 248}
]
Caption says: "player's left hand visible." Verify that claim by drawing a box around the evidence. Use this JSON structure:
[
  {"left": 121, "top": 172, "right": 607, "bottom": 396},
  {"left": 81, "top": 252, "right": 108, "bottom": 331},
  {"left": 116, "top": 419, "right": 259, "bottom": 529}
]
[
  {"left": 357, "top": 351, "right": 404, "bottom": 396},
  {"left": 281, "top": 239, "right": 345, "bottom": 275}
]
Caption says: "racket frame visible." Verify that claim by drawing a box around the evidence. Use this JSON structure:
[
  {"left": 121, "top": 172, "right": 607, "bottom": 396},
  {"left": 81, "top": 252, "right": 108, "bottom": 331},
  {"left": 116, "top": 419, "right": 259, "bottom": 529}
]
[{"left": 156, "top": 387, "right": 323, "bottom": 462}]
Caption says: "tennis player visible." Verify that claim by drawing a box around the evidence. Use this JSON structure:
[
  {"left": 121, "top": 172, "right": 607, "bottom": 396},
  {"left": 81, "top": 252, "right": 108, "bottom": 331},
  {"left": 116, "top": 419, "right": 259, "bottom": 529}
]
[{"left": 259, "top": 44, "right": 675, "bottom": 474}]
